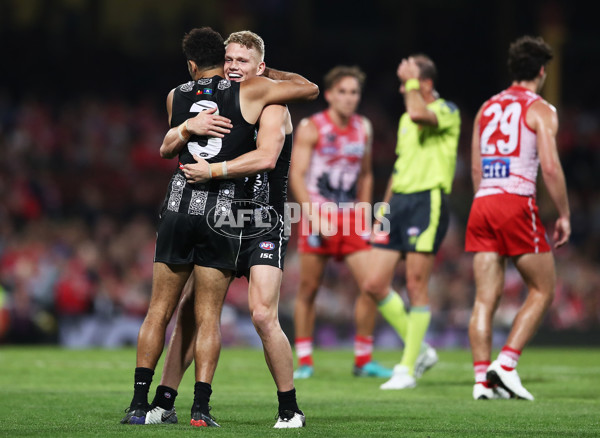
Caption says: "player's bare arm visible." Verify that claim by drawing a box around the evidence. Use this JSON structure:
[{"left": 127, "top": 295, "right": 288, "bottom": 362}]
[
  {"left": 160, "top": 89, "right": 233, "bottom": 159},
  {"left": 240, "top": 75, "right": 319, "bottom": 125},
  {"left": 471, "top": 107, "right": 484, "bottom": 193},
  {"left": 183, "top": 105, "right": 289, "bottom": 183},
  {"left": 527, "top": 99, "right": 571, "bottom": 247},
  {"left": 289, "top": 117, "right": 319, "bottom": 214},
  {"left": 356, "top": 117, "right": 374, "bottom": 204},
  {"left": 398, "top": 57, "right": 438, "bottom": 126}
]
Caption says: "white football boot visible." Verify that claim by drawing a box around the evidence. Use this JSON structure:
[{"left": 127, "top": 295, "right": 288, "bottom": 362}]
[
  {"left": 380, "top": 365, "right": 416, "bottom": 390},
  {"left": 472, "top": 383, "right": 511, "bottom": 400},
  {"left": 144, "top": 406, "right": 178, "bottom": 424},
  {"left": 414, "top": 344, "right": 439, "bottom": 378},
  {"left": 487, "top": 360, "right": 534, "bottom": 400},
  {"left": 273, "top": 410, "right": 306, "bottom": 428}
]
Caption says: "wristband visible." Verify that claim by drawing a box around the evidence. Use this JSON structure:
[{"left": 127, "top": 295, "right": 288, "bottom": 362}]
[
  {"left": 210, "top": 162, "right": 223, "bottom": 179},
  {"left": 405, "top": 78, "right": 420, "bottom": 92},
  {"left": 178, "top": 120, "right": 191, "bottom": 142},
  {"left": 207, "top": 163, "right": 213, "bottom": 179},
  {"left": 222, "top": 161, "right": 228, "bottom": 178}
]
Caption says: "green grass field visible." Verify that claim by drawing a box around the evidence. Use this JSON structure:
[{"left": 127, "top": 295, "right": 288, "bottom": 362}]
[{"left": 0, "top": 347, "right": 598, "bottom": 437}]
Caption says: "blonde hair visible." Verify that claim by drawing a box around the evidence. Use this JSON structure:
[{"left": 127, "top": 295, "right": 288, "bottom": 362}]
[{"left": 224, "top": 30, "right": 265, "bottom": 62}]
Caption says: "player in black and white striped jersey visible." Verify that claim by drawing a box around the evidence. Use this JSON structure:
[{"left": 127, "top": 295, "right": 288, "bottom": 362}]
[{"left": 121, "top": 27, "right": 317, "bottom": 428}]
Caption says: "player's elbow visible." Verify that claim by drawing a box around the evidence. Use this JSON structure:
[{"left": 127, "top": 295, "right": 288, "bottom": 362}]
[
  {"left": 306, "top": 83, "right": 319, "bottom": 100},
  {"left": 541, "top": 160, "right": 561, "bottom": 181},
  {"left": 262, "top": 155, "right": 278, "bottom": 171},
  {"left": 160, "top": 144, "right": 174, "bottom": 159}
]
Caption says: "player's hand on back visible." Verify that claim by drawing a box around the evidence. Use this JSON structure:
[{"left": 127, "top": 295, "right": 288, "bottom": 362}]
[
  {"left": 182, "top": 155, "right": 211, "bottom": 183},
  {"left": 553, "top": 216, "right": 571, "bottom": 248},
  {"left": 186, "top": 108, "right": 233, "bottom": 138}
]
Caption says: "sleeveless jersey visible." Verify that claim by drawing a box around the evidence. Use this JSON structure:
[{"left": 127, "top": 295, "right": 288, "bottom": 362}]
[
  {"left": 164, "top": 76, "right": 256, "bottom": 215},
  {"left": 246, "top": 132, "right": 292, "bottom": 216},
  {"left": 475, "top": 85, "right": 542, "bottom": 198},
  {"left": 305, "top": 111, "right": 367, "bottom": 205}
]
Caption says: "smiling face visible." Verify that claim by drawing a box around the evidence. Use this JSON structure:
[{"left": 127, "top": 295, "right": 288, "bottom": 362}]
[{"left": 224, "top": 43, "right": 265, "bottom": 82}]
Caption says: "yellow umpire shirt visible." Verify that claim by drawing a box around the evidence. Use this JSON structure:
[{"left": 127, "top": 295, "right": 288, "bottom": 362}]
[{"left": 391, "top": 98, "right": 461, "bottom": 195}]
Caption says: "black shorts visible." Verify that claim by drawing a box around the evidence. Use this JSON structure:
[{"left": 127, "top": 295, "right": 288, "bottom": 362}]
[
  {"left": 154, "top": 209, "right": 241, "bottom": 271},
  {"left": 372, "top": 189, "right": 449, "bottom": 254},
  {"left": 235, "top": 214, "right": 289, "bottom": 278}
]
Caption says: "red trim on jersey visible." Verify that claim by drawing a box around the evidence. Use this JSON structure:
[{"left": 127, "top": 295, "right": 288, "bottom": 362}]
[
  {"left": 508, "top": 85, "right": 542, "bottom": 133},
  {"left": 511, "top": 173, "right": 536, "bottom": 184},
  {"left": 323, "top": 110, "right": 355, "bottom": 136}
]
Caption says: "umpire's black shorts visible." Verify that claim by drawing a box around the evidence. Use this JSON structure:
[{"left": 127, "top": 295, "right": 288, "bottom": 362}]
[{"left": 372, "top": 188, "right": 449, "bottom": 254}]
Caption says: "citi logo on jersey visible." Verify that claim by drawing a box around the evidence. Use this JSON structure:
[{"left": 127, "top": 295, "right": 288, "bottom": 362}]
[
  {"left": 482, "top": 158, "right": 510, "bottom": 178},
  {"left": 259, "top": 241, "right": 275, "bottom": 250}
]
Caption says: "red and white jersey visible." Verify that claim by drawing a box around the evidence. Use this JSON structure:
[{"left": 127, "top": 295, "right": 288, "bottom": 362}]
[
  {"left": 475, "top": 85, "right": 542, "bottom": 198},
  {"left": 305, "top": 111, "right": 367, "bottom": 206}
]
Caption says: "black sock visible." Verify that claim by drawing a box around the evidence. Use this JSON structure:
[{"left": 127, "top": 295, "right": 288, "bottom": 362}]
[
  {"left": 131, "top": 367, "right": 154, "bottom": 408},
  {"left": 152, "top": 385, "right": 178, "bottom": 410},
  {"left": 277, "top": 388, "right": 300, "bottom": 414},
  {"left": 193, "top": 381, "right": 212, "bottom": 415}
]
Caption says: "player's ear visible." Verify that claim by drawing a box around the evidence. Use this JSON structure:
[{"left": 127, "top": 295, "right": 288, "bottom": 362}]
[
  {"left": 324, "top": 89, "right": 332, "bottom": 104},
  {"left": 539, "top": 65, "right": 545, "bottom": 78},
  {"left": 187, "top": 60, "right": 197, "bottom": 78},
  {"left": 257, "top": 61, "right": 266, "bottom": 76},
  {"left": 422, "top": 78, "right": 433, "bottom": 94}
]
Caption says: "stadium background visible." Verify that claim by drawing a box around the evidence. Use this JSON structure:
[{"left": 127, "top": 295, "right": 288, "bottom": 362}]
[{"left": 0, "top": 0, "right": 598, "bottom": 349}]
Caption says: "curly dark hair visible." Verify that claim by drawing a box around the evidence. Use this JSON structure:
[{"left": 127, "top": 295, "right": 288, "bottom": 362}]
[
  {"left": 508, "top": 36, "right": 553, "bottom": 81},
  {"left": 182, "top": 27, "right": 225, "bottom": 70}
]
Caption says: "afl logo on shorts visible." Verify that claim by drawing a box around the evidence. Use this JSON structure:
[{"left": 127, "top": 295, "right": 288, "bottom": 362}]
[{"left": 259, "top": 241, "right": 275, "bottom": 251}]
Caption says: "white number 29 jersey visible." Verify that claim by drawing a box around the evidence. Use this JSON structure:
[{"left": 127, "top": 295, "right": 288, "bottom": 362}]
[{"left": 476, "top": 85, "right": 542, "bottom": 198}]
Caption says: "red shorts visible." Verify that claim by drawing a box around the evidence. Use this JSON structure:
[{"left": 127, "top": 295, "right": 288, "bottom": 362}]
[
  {"left": 465, "top": 194, "right": 551, "bottom": 256},
  {"left": 297, "top": 210, "right": 371, "bottom": 260}
]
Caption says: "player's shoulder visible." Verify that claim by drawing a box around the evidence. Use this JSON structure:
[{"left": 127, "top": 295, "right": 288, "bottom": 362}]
[
  {"left": 175, "top": 80, "right": 196, "bottom": 94},
  {"left": 298, "top": 116, "right": 317, "bottom": 130},
  {"left": 530, "top": 98, "right": 556, "bottom": 113},
  {"left": 357, "top": 114, "right": 373, "bottom": 130},
  {"left": 240, "top": 75, "right": 271, "bottom": 90},
  {"left": 527, "top": 98, "right": 558, "bottom": 127},
  {"left": 294, "top": 116, "right": 319, "bottom": 142}
]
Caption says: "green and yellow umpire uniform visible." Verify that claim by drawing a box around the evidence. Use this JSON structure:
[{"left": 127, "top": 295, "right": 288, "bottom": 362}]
[{"left": 375, "top": 98, "right": 460, "bottom": 253}]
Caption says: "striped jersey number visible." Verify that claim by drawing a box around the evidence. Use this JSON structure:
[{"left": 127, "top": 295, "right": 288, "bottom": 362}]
[
  {"left": 187, "top": 100, "right": 222, "bottom": 159},
  {"left": 480, "top": 102, "right": 521, "bottom": 155}
]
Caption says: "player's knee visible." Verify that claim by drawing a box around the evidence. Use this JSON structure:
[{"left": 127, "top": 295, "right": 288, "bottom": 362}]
[
  {"left": 297, "top": 279, "right": 319, "bottom": 301},
  {"left": 362, "top": 277, "right": 387, "bottom": 301},
  {"left": 250, "top": 306, "right": 277, "bottom": 332},
  {"left": 144, "top": 306, "right": 172, "bottom": 327}
]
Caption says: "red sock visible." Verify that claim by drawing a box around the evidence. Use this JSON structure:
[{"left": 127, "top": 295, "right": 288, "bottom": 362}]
[
  {"left": 473, "top": 360, "right": 491, "bottom": 385},
  {"left": 498, "top": 346, "right": 521, "bottom": 371},
  {"left": 295, "top": 337, "right": 313, "bottom": 367},
  {"left": 354, "top": 335, "right": 373, "bottom": 367}
]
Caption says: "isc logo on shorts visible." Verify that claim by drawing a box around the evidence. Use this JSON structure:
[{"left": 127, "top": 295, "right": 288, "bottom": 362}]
[
  {"left": 259, "top": 241, "right": 275, "bottom": 250},
  {"left": 482, "top": 158, "right": 510, "bottom": 178}
]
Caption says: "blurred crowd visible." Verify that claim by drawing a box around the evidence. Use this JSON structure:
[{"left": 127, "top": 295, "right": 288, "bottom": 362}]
[{"left": 1, "top": 94, "right": 599, "bottom": 347}]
